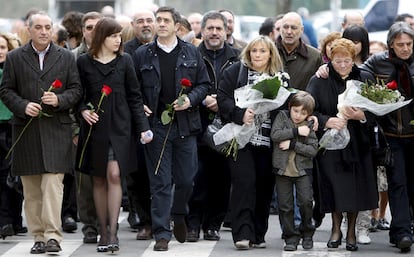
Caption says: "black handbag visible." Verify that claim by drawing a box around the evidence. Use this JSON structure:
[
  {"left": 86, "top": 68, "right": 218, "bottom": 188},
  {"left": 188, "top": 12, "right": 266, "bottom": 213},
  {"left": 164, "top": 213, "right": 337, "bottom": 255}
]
[
  {"left": 371, "top": 124, "right": 394, "bottom": 167},
  {"left": 6, "top": 172, "right": 23, "bottom": 194},
  {"left": 202, "top": 62, "right": 244, "bottom": 154},
  {"left": 202, "top": 115, "right": 228, "bottom": 153}
]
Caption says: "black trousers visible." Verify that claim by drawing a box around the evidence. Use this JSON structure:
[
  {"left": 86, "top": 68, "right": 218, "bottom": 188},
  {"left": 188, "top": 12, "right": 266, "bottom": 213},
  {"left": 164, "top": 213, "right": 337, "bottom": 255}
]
[
  {"left": 228, "top": 144, "right": 274, "bottom": 244},
  {"left": 275, "top": 174, "right": 315, "bottom": 243},
  {"left": 126, "top": 143, "right": 152, "bottom": 227},
  {"left": 0, "top": 123, "right": 23, "bottom": 228},
  {"left": 186, "top": 145, "right": 231, "bottom": 232},
  {"left": 61, "top": 173, "right": 78, "bottom": 221},
  {"left": 386, "top": 137, "right": 414, "bottom": 242}
]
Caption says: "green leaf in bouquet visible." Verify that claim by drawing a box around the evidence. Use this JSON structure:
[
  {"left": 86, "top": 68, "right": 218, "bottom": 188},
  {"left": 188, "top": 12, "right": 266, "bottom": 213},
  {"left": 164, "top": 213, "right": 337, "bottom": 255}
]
[{"left": 251, "top": 76, "right": 281, "bottom": 99}]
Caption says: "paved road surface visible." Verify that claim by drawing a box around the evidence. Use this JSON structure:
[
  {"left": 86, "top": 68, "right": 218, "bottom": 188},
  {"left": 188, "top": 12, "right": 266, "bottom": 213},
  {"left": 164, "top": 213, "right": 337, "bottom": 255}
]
[{"left": 0, "top": 208, "right": 408, "bottom": 257}]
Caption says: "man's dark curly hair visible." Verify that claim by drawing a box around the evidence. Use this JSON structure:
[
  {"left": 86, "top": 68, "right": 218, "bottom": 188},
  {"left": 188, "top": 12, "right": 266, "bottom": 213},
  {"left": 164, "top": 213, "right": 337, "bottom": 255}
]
[{"left": 61, "top": 11, "right": 84, "bottom": 47}]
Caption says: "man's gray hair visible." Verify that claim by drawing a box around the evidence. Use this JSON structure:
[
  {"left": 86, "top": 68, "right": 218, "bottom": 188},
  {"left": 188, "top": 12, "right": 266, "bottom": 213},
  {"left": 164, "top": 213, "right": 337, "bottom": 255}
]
[
  {"left": 201, "top": 11, "right": 227, "bottom": 30},
  {"left": 28, "top": 11, "right": 52, "bottom": 27},
  {"left": 387, "top": 21, "right": 414, "bottom": 47}
]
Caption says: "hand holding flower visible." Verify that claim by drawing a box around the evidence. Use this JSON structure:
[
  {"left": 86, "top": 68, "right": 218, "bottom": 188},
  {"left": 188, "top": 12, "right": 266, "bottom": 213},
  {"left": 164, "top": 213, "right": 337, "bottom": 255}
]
[
  {"left": 172, "top": 95, "right": 191, "bottom": 111},
  {"left": 81, "top": 109, "right": 99, "bottom": 126},
  {"left": 25, "top": 102, "right": 42, "bottom": 117},
  {"left": 40, "top": 78, "right": 62, "bottom": 107},
  {"left": 41, "top": 91, "right": 59, "bottom": 107},
  {"left": 5, "top": 79, "right": 62, "bottom": 160},
  {"left": 243, "top": 108, "right": 255, "bottom": 125},
  {"left": 161, "top": 78, "right": 192, "bottom": 125},
  {"left": 340, "top": 106, "right": 365, "bottom": 121},
  {"left": 78, "top": 84, "right": 112, "bottom": 169},
  {"left": 325, "top": 117, "right": 347, "bottom": 130},
  {"left": 156, "top": 78, "right": 192, "bottom": 174}
]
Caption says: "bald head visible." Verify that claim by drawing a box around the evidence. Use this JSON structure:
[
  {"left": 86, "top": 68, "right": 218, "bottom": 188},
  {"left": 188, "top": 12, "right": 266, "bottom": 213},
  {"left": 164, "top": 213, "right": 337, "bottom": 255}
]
[
  {"left": 187, "top": 12, "right": 203, "bottom": 35},
  {"left": 342, "top": 11, "right": 365, "bottom": 30},
  {"left": 132, "top": 9, "right": 155, "bottom": 21},
  {"left": 280, "top": 12, "right": 304, "bottom": 52},
  {"left": 131, "top": 9, "right": 155, "bottom": 44}
]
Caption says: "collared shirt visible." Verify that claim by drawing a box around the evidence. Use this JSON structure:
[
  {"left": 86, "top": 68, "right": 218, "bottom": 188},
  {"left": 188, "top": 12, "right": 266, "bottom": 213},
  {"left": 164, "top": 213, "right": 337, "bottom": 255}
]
[
  {"left": 32, "top": 43, "right": 51, "bottom": 70},
  {"left": 156, "top": 38, "right": 178, "bottom": 53}
]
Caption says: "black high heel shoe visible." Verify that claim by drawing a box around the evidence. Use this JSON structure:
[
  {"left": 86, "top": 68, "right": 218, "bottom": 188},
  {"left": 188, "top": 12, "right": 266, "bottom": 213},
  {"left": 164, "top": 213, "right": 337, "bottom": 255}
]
[
  {"left": 327, "top": 232, "right": 343, "bottom": 248},
  {"left": 96, "top": 236, "right": 108, "bottom": 252},
  {"left": 346, "top": 237, "right": 358, "bottom": 251},
  {"left": 108, "top": 237, "right": 119, "bottom": 253}
]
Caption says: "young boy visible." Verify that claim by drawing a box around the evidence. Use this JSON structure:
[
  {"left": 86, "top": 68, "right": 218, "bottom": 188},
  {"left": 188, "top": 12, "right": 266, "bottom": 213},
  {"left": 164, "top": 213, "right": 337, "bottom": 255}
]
[{"left": 270, "top": 91, "right": 318, "bottom": 251}]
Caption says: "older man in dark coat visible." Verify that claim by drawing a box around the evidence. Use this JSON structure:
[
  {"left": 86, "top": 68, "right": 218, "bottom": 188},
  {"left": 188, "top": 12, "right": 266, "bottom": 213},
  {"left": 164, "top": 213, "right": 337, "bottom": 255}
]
[{"left": 0, "top": 11, "right": 81, "bottom": 254}]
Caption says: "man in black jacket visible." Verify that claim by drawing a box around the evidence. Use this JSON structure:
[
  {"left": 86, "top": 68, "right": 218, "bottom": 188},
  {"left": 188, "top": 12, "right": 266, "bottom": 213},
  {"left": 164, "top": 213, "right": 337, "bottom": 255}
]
[
  {"left": 124, "top": 9, "right": 155, "bottom": 54},
  {"left": 123, "top": 8, "right": 156, "bottom": 241},
  {"left": 186, "top": 11, "right": 240, "bottom": 243},
  {"left": 132, "top": 6, "right": 210, "bottom": 251}
]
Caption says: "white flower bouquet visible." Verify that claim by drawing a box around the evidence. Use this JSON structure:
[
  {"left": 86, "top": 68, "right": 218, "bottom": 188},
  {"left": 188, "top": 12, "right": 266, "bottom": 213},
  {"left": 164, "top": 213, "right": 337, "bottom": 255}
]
[
  {"left": 213, "top": 72, "right": 292, "bottom": 160},
  {"left": 319, "top": 79, "right": 412, "bottom": 150}
]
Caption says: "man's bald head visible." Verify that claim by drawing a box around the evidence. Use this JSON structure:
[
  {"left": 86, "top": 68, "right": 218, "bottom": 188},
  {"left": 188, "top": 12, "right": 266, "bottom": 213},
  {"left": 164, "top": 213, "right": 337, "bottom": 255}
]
[{"left": 342, "top": 11, "right": 365, "bottom": 30}]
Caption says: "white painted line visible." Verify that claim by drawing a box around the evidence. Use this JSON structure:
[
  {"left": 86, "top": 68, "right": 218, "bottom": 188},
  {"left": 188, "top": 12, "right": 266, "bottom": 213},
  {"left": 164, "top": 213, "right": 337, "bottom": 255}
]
[{"left": 142, "top": 240, "right": 217, "bottom": 257}]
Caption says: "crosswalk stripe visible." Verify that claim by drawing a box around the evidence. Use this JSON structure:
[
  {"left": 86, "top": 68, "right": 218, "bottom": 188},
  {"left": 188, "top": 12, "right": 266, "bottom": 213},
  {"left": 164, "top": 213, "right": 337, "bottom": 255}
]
[{"left": 141, "top": 240, "right": 217, "bottom": 257}]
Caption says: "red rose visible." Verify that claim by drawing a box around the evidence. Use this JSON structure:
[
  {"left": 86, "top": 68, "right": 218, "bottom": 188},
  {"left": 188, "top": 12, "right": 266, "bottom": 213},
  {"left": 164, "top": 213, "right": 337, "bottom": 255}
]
[
  {"left": 180, "top": 78, "right": 192, "bottom": 87},
  {"left": 101, "top": 84, "right": 112, "bottom": 96},
  {"left": 386, "top": 80, "right": 397, "bottom": 90},
  {"left": 50, "top": 79, "right": 62, "bottom": 91}
]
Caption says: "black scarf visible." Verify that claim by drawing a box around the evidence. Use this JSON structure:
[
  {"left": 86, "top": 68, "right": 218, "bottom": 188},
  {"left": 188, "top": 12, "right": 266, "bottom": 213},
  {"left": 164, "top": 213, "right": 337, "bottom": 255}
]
[{"left": 388, "top": 49, "right": 414, "bottom": 98}]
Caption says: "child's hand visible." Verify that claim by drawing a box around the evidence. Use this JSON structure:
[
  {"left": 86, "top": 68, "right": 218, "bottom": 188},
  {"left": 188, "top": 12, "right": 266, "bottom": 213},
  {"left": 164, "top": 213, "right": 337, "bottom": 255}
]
[
  {"left": 279, "top": 140, "right": 290, "bottom": 150},
  {"left": 298, "top": 125, "right": 311, "bottom": 137}
]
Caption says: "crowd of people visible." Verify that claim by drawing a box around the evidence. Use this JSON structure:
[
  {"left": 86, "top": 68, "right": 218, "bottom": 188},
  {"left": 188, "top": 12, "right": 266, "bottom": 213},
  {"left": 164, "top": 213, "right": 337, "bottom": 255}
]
[{"left": 0, "top": 3, "right": 413, "bottom": 255}]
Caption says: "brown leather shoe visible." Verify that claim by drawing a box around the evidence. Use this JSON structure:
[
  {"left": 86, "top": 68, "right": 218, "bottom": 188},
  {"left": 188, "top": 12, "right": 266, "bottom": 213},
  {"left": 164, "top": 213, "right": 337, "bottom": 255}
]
[
  {"left": 153, "top": 238, "right": 169, "bottom": 251},
  {"left": 173, "top": 221, "right": 187, "bottom": 243},
  {"left": 136, "top": 226, "right": 153, "bottom": 240},
  {"left": 30, "top": 241, "right": 46, "bottom": 254},
  {"left": 45, "top": 239, "right": 62, "bottom": 252}
]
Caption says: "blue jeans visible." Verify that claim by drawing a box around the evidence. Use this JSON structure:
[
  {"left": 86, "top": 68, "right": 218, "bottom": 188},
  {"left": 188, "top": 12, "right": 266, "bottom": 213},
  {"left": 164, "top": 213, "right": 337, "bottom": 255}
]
[{"left": 144, "top": 121, "right": 198, "bottom": 241}]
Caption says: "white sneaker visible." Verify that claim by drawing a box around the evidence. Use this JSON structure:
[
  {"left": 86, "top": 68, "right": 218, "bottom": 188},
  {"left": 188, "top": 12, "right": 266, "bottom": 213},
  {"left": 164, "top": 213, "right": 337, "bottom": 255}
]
[
  {"left": 252, "top": 242, "right": 266, "bottom": 248},
  {"left": 357, "top": 233, "right": 371, "bottom": 244},
  {"left": 235, "top": 240, "right": 251, "bottom": 250}
]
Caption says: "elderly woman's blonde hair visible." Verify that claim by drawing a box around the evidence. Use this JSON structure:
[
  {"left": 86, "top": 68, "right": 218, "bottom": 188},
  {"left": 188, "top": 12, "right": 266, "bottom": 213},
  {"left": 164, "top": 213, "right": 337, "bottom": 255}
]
[
  {"left": 330, "top": 38, "right": 356, "bottom": 60},
  {"left": 240, "top": 35, "right": 283, "bottom": 75}
]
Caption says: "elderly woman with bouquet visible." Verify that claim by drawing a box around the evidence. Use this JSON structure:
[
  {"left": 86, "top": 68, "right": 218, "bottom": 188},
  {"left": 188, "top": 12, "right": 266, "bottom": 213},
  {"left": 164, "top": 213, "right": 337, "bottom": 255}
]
[
  {"left": 217, "top": 35, "right": 289, "bottom": 249},
  {"left": 306, "top": 38, "right": 378, "bottom": 252}
]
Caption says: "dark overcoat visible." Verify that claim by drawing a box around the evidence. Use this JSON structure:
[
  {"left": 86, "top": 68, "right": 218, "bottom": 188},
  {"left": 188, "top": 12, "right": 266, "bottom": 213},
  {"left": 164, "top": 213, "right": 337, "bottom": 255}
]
[
  {"left": 306, "top": 63, "right": 378, "bottom": 213},
  {"left": 0, "top": 42, "right": 82, "bottom": 176},
  {"left": 75, "top": 53, "right": 150, "bottom": 177}
]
